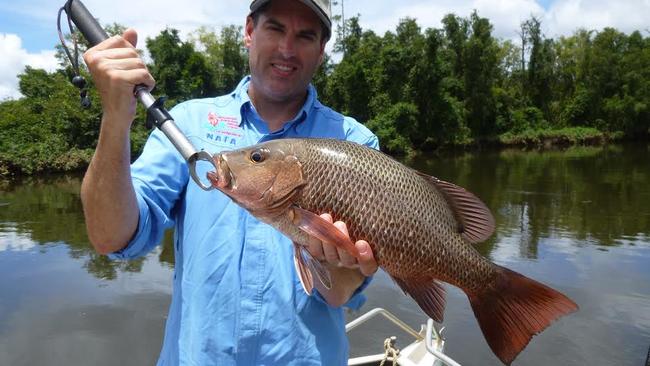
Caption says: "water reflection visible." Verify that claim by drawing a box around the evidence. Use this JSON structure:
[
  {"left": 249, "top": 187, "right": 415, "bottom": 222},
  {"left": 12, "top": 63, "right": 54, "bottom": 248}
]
[
  {"left": 410, "top": 144, "right": 650, "bottom": 256},
  {"left": 1, "top": 143, "right": 650, "bottom": 365},
  {"left": 2, "top": 144, "right": 649, "bottom": 263},
  {"left": 0, "top": 244, "right": 172, "bottom": 366},
  {"left": 0, "top": 226, "right": 38, "bottom": 252},
  {"left": 0, "top": 175, "right": 174, "bottom": 280}
]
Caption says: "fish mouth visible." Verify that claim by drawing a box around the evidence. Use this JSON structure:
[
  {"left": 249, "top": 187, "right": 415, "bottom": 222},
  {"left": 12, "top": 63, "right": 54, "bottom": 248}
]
[{"left": 207, "top": 154, "right": 234, "bottom": 190}]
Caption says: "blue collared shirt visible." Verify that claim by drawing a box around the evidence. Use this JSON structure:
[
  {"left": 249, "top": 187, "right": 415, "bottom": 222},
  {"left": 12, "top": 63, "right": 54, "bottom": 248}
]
[{"left": 110, "top": 76, "right": 379, "bottom": 365}]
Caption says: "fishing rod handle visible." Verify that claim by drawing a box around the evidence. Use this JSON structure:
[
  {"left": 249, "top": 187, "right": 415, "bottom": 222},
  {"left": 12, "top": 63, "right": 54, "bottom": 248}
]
[
  {"left": 62, "top": 0, "right": 216, "bottom": 191},
  {"left": 65, "top": 0, "right": 109, "bottom": 46},
  {"left": 65, "top": 0, "right": 150, "bottom": 99},
  {"left": 64, "top": 0, "right": 187, "bottom": 156},
  {"left": 137, "top": 92, "right": 197, "bottom": 162},
  {"left": 65, "top": 0, "right": 153, "bottom": 107}
]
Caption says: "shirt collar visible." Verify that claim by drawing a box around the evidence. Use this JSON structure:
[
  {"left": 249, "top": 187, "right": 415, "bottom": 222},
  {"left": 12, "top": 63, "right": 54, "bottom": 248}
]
[{"left": 232, "top": 76, "right": 317, "bottom": 130}]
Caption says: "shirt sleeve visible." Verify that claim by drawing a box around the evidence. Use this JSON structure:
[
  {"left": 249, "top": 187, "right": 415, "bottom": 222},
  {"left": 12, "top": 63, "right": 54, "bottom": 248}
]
[
  {"left": 343, "top": 116, "right": 380, "bottom": 150},
  {"left": 109, "top": 104, "right": 190, "bottom": 260}
]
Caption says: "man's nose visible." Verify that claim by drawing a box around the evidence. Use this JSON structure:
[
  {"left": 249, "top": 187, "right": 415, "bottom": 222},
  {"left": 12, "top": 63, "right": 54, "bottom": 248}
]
[{"left": 278, "top": 35, "right": 297, "bottom": 58}]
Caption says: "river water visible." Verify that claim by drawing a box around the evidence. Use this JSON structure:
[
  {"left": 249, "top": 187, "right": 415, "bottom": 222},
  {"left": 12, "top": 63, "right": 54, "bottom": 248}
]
[{"left": 1, "top": 143, "right": 649, "bottom": 365}]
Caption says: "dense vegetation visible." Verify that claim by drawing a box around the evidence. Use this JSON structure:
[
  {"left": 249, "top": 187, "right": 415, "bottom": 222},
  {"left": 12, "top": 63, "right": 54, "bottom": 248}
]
[{"left": 1, "top": 12, "right": 649, "bottom": 176}]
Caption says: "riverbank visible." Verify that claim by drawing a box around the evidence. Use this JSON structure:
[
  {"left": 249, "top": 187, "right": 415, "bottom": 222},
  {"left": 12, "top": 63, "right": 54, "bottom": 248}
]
[
  {"left": 495, "top": 127, "right": 625, "bottom": 148},
  {"left": 394, "top": 126, "right": 633, "bottom": 161},
  {"left": 0, "top": 127, "right": 640, "bottom": 179}
]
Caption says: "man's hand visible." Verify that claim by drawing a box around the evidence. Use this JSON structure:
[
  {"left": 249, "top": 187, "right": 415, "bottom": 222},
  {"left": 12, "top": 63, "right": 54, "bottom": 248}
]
[
  {"left": 307, "top": 213, "right": 378, "bottom": 276},
  {"left": 83, "top": 28, "right": 155, "bottom": 131},
  {"left": 305, "top": 213, "right": 378, "bottom": 307}
]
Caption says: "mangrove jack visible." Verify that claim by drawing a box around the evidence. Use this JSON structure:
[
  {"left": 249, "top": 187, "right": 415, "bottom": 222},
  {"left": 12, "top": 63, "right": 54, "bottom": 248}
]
[{"left": 207, "top": 138, "right": 578, "bottom": 365}]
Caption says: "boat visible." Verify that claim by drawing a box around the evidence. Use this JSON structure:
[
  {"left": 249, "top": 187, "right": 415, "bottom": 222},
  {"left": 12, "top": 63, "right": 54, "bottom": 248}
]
[{"left": 346, "top": 308, "right": 462, "bottom": 366}]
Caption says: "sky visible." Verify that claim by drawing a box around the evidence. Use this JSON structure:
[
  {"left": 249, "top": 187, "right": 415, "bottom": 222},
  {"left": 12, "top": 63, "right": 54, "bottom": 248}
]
[{"left": 1, "top": 0, "right": 649, "bottom": 100}]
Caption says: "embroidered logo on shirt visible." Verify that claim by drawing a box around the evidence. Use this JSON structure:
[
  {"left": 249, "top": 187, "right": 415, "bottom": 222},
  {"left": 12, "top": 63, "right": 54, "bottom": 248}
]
[{"left": 203, "top": 112, "right": 242, "bottom": 146}]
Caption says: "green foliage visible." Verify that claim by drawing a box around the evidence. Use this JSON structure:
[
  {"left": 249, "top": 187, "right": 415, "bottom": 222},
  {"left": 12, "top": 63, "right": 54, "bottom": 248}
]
[
  {"left": 0, "top": 53, "right": 150, "bottom": 177},
  {"left": 146, "top": 28, "right": 218, "bottom": 103},
  {"left": 1, "top": 23, "right": 251, "bottom": 177},
  {"left": 0, "top": 67, "right": 98, "bottom": 176},
  {"left": 463, "top": 12, "right": 499, "bottom": 136},
  {"left": 320, "top": 13, "right": 650, "bottom": 152},
  {"left": 366, "top": 102, "right": 419, "bottom": 155},
  {"left": 498, "top": 127, "right": 611, "bottom": 146},
  {"left": 191, "top": 25, "right": 249, "bottom": 95},
  {"left": 2, "top": 17, "right": 650, "bottom": 175}
]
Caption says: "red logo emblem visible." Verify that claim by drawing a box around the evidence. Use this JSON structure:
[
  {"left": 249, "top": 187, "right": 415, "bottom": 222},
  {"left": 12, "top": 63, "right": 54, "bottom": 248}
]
[{"left": 208, "top": 112, "right": 240, "bottom": 129}]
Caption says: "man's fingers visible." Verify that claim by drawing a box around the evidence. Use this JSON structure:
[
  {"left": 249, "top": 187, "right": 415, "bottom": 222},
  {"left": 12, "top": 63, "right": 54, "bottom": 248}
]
[
  {"left": 322, "top": 238, "right": 339, "bottom": 264},
  {"left": 314, "top": 213, "right": 376, "bottom": 274},
  {"left": 337, "top": 246, "right": 357, "bottom": 267},
  {"left": 85, "top": 29, "right": 138, "bottom": 66},
  {"left": 99, "top": 58, "right": 147, "bottom": 72},
  {"left": 356, "top": 240, "right": 378, "bottom": 276},
  {"left": 319, "top": 213, "right": 332, "bottom": 223},
  {"left": 88, "top": 34, "right": 135, "bottom": 52},
  {"left": 306, "top": 234, "right": 325, "bottom": 261},
  {"left": 333, "top": 221, "right": 357, "bottom": 267},
  {"left": 318, "top": 212, "right": 342, "bottom": 264},
  {"left": 122, "top": 69, "right": 156, "bottom": 89},
  {"left": 123, "top": 28, "right": 138, "bottom": 47},
  {"left": 92, "top": 47, "right": 141, "bottom": 61},
  {"left": 103, "top": 68, "right": 155, "bottom": 90}
]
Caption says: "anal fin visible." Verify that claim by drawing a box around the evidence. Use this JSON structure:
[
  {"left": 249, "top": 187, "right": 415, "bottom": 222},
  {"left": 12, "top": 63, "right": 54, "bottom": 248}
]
[{"left": 392, "top": 276, "right": 447, "bottom": 323}]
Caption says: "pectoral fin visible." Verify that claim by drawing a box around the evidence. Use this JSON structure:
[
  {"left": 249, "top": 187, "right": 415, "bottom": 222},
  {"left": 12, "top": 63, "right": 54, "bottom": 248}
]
[
  {"left": 293, "top": 243, "right": 314, "bottom": 295},
  {"left": 291, "top": 206, "right": 360, "bottom": 258},
  {"left": 300, "top": 246, "right": 332, "bottom": 290},
  {"left": 293, "top": 243, "right": 333, "bottom": 295}
]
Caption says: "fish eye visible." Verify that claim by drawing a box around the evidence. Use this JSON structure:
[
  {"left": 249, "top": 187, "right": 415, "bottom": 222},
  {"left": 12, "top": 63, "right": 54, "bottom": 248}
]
[{"left": 250, "top": 149, "right": 266, "bottom": 163}]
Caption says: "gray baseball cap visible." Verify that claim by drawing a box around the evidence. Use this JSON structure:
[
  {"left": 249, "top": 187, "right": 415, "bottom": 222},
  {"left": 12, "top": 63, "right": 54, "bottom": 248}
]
[{"left": 249, "top": 0, "right": 332, "bottom": 34}]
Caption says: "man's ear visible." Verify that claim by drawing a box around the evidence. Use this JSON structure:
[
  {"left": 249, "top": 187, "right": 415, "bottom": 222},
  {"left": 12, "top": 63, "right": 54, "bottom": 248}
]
[
  {"left": 317, "top": 40, "right": 326, "bottom": 65},
  {"left": 244, "top": 16, "right": 255, "bottom": 48}
]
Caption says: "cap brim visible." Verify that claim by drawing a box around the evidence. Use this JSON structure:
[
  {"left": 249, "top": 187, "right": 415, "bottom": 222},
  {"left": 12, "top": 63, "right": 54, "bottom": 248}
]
[{"left": 249, "top": 0, "right": 331, "bottom": 33}]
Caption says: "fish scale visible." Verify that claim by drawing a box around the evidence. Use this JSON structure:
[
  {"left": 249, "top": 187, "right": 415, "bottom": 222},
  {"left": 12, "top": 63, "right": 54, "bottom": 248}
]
[
  {"left": 297, "top": 139, "right": 493, "bottom": 287},
  {"left": 209, "top": 138, "right": 578, "bottom": 365}
]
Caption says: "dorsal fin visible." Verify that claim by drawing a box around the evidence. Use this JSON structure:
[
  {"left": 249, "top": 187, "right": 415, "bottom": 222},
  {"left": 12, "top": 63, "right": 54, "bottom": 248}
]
[{"left": 418, "top": 172, "right": 495, "bottom": 243}]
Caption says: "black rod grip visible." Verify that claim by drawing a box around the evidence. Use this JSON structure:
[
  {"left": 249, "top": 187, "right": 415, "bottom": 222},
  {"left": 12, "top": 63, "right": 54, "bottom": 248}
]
[{"left": 65, "top": 0, "right": 109, "bottom": 46}]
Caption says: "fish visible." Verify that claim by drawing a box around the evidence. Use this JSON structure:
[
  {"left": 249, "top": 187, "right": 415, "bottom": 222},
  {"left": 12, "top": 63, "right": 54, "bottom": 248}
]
[{"left": 206, "top": 138, "right": 578, "bottom": 365}]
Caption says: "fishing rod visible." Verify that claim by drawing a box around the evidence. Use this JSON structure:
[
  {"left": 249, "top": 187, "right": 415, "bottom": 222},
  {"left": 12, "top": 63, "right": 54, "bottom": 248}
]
[{"left": 57, "top": 0, "right": 216, "bottom": 191}]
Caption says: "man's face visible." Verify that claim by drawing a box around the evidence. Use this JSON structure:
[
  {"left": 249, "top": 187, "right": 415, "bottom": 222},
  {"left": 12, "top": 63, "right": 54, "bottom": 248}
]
[{"left": 245, "top": 0, "right": 326, "bottom": 104}]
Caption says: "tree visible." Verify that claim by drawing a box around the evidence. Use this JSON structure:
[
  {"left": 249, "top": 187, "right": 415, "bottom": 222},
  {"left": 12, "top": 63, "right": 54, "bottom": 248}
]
[
  {"left": 192, "top": 25, "right": 248, "bottom": 94},
  {"left": 463, "top": 12, "right": 499, "bottom": 136},
  {"left": 524, "top": 17, "right": 555, "bottom": 121},
  {"left": 146, "top": 28, "right": 217, "bottom": 103},
  {"left": 3, "top": 14, "right": 650, "bottom": 176}
]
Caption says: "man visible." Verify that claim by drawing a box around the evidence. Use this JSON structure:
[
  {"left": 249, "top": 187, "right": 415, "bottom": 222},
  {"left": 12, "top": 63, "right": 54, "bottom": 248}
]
[{"left": 80, "top": 0, "right": 379, "bottom": 365}]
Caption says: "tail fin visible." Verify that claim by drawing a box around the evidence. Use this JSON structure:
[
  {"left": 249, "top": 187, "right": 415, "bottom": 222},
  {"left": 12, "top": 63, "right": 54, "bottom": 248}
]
[{"left": 468, "top": 266, "right": 578, "bottom": 365}]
